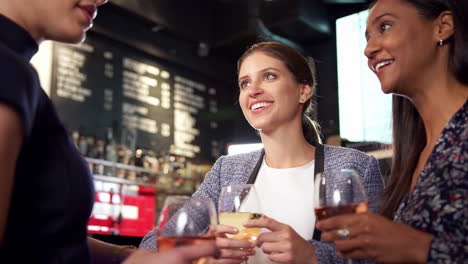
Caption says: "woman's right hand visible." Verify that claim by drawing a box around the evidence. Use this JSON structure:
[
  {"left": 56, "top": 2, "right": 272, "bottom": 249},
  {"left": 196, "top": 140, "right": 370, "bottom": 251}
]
[
  {"left": 317, "top": 212, "right": 432, "bottom": 263},
  {"left": 207, "top": 224, "right": 256, "bottom": 264}
]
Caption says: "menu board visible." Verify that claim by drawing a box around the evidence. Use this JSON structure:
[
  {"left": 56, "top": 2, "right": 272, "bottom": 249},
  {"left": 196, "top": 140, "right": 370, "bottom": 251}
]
[{"left": 49, "top": 33, "right": 221, "bottom": 161}]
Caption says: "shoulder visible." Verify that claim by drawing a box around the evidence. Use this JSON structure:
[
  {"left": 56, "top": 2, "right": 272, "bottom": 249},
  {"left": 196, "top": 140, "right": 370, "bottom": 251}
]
[
  {"left": 0, "top": 44, "right": 35, "bottom": 84},
  {"left": 0, "top": 44, "right": 39, "bottom": 101},
  {"left": 0, "top": 45, "right": 43, "bottom": 137},
  {"left": 209, "top": 149, "right": 262, "bottom": 182},
  {"left": 432, "top": 108, "right": 468, "bottom": 178},
  {"left": 217, "top": 149, "right": 263, "bottom": 166},
  {"left": 323, "top": 144, "right": 380, "bottom": 174},
  {"left": 324, "top": 144, "right": 374, "bottom": 164}
]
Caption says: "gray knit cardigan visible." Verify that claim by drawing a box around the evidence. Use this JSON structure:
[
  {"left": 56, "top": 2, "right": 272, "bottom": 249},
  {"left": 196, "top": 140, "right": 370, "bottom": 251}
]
[{"left": 140, "top": 145, "right": 384, "bottom": 264}]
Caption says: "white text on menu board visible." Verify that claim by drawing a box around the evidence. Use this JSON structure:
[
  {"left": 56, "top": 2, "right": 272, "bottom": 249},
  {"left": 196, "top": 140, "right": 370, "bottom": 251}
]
[
  {"left": 173, "top": 75, "right": 206, "bottom": 158},
  {"left": 122, "top": 57, "right": 171, "bottom": 135},
  {"left": 55, "top": 43, "right": 93, "bottom": 102}
]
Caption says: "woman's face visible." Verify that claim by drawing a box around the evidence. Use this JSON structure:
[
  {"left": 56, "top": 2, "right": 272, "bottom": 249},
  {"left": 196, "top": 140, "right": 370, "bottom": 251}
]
[
  {"left": 21, "top": 0, "right": 108, "bottom": 43},
  {"left": 238, "top": 52, "right": 310, "bottom": 133},
  {"left": 364, "top": 0, "right": 438, "bottom": 95}
]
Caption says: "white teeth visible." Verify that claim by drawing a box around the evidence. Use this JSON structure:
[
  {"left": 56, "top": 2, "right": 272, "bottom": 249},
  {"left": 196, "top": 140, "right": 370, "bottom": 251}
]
[
  {"left": 374, "top": 60, "right": 394, "bottom": 72},
  {"left": 251, "top": 102, "right": 272, "bottom": 110}
]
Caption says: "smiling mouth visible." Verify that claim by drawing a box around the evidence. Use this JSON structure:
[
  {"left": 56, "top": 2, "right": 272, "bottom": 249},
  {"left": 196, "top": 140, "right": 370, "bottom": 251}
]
[
  {"left": 372, "top": 60, "right": 394, "bottom": 73},
  {"left": 78, "top": 5, "right": 96, "bottom": 20},
  {"left": 251, "top": 102, "right": 272, "bottom": 110}
]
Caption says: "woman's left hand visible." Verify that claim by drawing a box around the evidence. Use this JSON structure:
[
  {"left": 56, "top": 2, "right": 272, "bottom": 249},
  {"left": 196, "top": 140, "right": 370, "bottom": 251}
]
[
  {"left": 316, "top": 212, "right": 432, "bottom": 263},
  {"left": 123, "top": 242, "right": 218, "bottom": 264},
  {"left": 244, "top": 215, "right": 317, "bottom": 264}
]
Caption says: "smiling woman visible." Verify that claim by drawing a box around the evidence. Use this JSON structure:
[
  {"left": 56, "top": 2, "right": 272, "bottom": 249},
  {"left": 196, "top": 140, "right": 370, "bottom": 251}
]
[
  {"left": 237, "top": 42, "right": 321, "bottom": 145},
  {"left": 317, "top": 0, "right": 468, "bottom": 263},
  {"left": 139, "top": 41, "right": 384, "bottom": 264}
]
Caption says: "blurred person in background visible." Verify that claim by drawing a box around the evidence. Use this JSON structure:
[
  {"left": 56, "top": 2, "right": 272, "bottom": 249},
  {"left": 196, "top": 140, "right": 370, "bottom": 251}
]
[
  {"left": 318, "top": 0, "right": 467, "bottom": 263},
  {"left": 0, "top": 0, "right": 217, "bottom": 263},
  {"left": 140, "top": 41, "right": 384, "bottom": 264}
]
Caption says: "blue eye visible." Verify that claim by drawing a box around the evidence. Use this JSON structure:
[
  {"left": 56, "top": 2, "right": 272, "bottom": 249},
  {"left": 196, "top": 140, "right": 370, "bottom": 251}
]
[
  {"left": 239, "top": 80, "right": 251, "bottom": 89},
  {"left": 265, "top": 73, "right": 276, "bottom": 80}
]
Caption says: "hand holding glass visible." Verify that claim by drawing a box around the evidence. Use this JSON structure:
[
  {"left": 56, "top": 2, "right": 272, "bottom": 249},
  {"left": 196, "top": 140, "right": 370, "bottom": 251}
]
[
  {"left": 156, "top": 195, "right": 217, "bottom": 264},
  {"left": 314, "top": 169, "right": 368, "bottom": 263},
  {"left": 218, "top": 184, "right": 262, "bottom": 243}
]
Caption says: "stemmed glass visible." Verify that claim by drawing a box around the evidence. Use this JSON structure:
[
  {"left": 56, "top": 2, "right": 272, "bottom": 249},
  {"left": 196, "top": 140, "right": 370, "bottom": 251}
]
[
  {"left": 218, "top": 184, "right": 263, "bottom": 242},
  {"left": 314, "top": 169, "right": 368, "bottom": 264},
  {"left": 218, "top": 184, "right": 262, "bottom": 263},
  {"left": 156, "top": 195, "right": 217, "bottom": 264}
]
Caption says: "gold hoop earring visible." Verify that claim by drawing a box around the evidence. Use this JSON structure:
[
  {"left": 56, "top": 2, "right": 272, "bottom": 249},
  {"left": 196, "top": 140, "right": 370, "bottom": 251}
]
[{"left": 439, "top": 39, "right": 444, "bottom": 46}]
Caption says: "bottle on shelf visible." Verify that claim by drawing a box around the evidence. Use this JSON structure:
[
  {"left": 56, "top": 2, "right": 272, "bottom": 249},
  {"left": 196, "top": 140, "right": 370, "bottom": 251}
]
[
  {"left": 86, "top": 136, "right": 97, "bottom": 158},
  {"left": 134, "top": 148, "right": 144, "bottom": 167},
  {"left": 110, "top": 187, "right": 122, "bottom": 235},
  {"left": 104, "top": 127, "right": 118, "bottom": 176},
  {"left": 71, "top": 130, "right": 80, "bottom": 150},
  {"left": 78, "top": 134, "right": 88, "bottom": 156},
  {"left": 93, "top": 139, "right": 105, "bottom": 175}
]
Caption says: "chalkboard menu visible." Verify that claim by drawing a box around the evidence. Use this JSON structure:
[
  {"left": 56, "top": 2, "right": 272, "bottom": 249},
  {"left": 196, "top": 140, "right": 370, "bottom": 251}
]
[{"left": 50, "top": 33, "right": 221, "bottom": 162}]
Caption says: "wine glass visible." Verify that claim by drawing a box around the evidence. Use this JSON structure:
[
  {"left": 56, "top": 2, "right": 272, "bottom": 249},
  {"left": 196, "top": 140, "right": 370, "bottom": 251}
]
[
  {"left": 156, "top": 195, "right": 217, "bottom": 264},
  {"left": 218, "top": 184, "right": 262, "bottom": 242},
  {"left": 314, "top": 169, "right": 368, "bottom": 264}
]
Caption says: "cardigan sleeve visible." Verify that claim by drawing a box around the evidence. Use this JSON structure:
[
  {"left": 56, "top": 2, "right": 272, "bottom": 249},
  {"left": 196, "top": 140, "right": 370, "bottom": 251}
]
[
  {"left": 363, "top": 155, "right": 384, "bottom": 214},
  {"left": 192, "top": 155, "right": 224, "bottom": 207}
]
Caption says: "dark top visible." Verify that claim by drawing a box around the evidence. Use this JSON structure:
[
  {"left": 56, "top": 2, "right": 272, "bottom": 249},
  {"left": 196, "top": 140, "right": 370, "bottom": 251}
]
[
  {"left": 0, "top": 15, "right": 94, "bottom": 263},
  {"left": 394, "top": 100, "right": 467, "bottom": 263}
]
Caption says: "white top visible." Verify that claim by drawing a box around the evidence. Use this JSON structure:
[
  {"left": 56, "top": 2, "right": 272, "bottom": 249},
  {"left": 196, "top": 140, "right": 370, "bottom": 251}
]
[{"left": 248, "top": 158, "right": 316, "bottom": 264}]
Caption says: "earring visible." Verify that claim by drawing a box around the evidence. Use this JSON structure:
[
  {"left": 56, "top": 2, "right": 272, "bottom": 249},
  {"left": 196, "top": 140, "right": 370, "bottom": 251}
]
[{"left": 439, "top": 39, "right": 444, "bottom": 46}]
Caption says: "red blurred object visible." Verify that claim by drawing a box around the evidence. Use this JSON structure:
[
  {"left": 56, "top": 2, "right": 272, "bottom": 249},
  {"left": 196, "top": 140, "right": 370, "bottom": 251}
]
[
  {"left": 88, "top": 187, "right": 156, "bottom": 237},
  {"left": 138, "top": 186, "right": 156, "bottom": 195},
  {"left": 119, "top": 194, "right": 155, "bottom": 237}
]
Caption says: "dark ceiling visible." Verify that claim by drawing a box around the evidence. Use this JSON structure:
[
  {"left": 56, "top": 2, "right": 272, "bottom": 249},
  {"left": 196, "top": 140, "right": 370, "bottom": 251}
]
[{"left": 102, "top": 0, "right": 372, "bottom": 63}]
